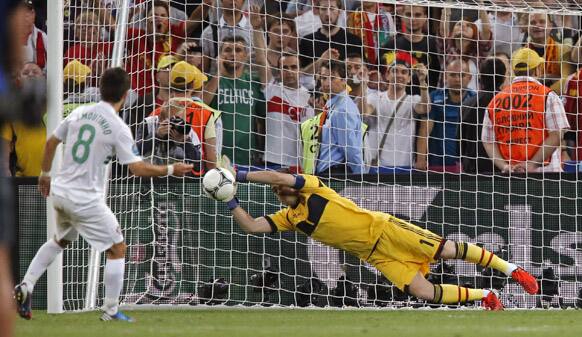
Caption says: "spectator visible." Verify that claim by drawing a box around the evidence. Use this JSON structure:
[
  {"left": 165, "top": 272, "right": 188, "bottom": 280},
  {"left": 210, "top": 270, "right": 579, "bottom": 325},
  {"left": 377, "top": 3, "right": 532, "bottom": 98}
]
[
  {"left": 440, "top": 7, "right": 492, "bottom": 91},
  {"left": 475, "top": 3, "right": 524, "bottom": 57},
  {"left": 525, "top": 12, "right": 573, "bottom": 89},
  {"left": 482, "top": 48, "right": 570, "bottom": 173},
  {"left": 293, "top": 0, "right": 348, "bottom": 38},
  {"left": 380, "top": 5, "right": 441, "bottom": 93},
  {"left": 298, "top": 0, "right": 362, "bottom": 71},
  {"left": 345, "top": 53, "right": 370, "bottom": 115},
  {"left": 145, "top": 61, "right": 220, "bottom": 173},
  {"left": 347, "top": 1, "right": 394, "bottom": 65},
  {"left": 20, "top": 0, "right": 47, "bottom": 71},
  {"left": 264, "top": 53, "right": 314, "bottom": 170},
  {"left": 426, "top": 58, "right": 475, "bottom": 173},
  {"left": 563, "top": 60, "right": 582, "bottom": 161},
  {"left": 177, "top": 41, "right": 206, "bottom": 73},
  {"left": 127, "top": 55, "right": 178, "bottom": 135},
  {"left": 303, "top": 60, "right": 365, "bottom": 175},
  {"left": 460, "top": 57, "right": 506, "bottom": 174},
  {"left": 203, "top": 35, "right": 266, "bottom": 168},
  {"left": 200, "top": 0, "right": 253, "bottom": 74},
  {"left": 366, "top": 52, "right": 430, "bottom": 171},
  {"left": 266, "top": 15, "right": 298, "bottom": 77},
  {"left": 96, "top": 0, "right": 204, "bottom": 94},
  {"left": 64, "top": 11, "right": 111, "bottom": 83},
  {"left": 0, "top": 62, "right": 45, "bottom": 177}
]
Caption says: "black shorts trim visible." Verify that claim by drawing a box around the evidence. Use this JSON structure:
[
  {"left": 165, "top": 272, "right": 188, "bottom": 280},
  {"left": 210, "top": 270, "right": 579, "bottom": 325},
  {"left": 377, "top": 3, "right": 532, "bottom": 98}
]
[{"left": 433, "top": 239, "right": 446, "bottom": 260}]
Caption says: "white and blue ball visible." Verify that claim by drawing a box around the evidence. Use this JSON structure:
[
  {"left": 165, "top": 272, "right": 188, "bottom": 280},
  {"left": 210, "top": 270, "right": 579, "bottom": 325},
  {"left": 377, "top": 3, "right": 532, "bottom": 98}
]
[{"left": 202, "top": 168, "right": 236, "bottom": 201}]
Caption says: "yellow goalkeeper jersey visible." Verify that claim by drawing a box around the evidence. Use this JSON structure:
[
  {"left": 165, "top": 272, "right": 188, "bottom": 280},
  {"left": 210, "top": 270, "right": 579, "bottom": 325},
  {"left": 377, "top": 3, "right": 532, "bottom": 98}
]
[{"left": 265, "top": 174, "right": 389, "bottom": 260}]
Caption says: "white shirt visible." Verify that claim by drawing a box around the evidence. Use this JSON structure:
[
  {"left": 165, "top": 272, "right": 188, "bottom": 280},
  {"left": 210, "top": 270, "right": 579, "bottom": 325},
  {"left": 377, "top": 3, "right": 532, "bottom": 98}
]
[
  {"left": 52, "top": 101, "right": 142, "bottom": 204},
  {"left": 476, "top": 13, "right": 524, "bottom": 56},
  {"left": 481, "top": 77, "right": 570, "bottom": 172},
  {"left": 294, "top": 10, "right": 347, "bottom": 38},
  {"left": 366, "top": 91, "right": 421, "bottom": 167},
  {"left": 264, "top": 82, "right": 314, "bottom": 166},
  {"left": 22, "top": 27, "right": 47, "bottom": 70}
]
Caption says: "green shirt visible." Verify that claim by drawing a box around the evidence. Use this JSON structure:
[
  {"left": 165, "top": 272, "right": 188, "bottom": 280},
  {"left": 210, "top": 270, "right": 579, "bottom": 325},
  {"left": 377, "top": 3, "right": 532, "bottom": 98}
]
[{"left": 211, "top": 71, "right": 265, "bottom": 167}]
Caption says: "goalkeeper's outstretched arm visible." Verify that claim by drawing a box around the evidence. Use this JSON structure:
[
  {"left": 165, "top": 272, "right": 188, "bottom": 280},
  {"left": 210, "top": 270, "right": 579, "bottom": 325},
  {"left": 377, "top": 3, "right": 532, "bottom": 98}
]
[
  {"left": 229, "top": 205, "right": 273, "bottom": 234},
  {"left": 236, "top": 170, "right": 299, "bottom": 188}
]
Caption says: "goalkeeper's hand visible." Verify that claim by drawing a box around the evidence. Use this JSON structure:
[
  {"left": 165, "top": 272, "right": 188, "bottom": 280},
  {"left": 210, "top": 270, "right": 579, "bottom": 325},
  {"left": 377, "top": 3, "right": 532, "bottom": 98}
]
[{"left": 218, "top": 155, "right": 238, "bottom": 201}]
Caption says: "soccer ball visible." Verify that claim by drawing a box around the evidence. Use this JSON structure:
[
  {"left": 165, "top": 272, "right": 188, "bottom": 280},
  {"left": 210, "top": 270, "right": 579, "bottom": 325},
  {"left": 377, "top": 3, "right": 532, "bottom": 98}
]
[{"left": 202, "top": 168, "right": 236, "bottom": 201}]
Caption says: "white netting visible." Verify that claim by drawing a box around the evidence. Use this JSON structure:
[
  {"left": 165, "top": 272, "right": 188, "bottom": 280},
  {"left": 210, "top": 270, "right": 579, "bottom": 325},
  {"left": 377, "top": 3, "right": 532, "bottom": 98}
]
[{"left": 53, "top": 0, "right": 582, "bottom": 311}]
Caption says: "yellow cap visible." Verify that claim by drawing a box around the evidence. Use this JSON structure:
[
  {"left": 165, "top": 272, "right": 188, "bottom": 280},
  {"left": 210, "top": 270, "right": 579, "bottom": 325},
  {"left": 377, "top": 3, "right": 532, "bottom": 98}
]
[
  {"left": 157, "top": 55, "right": 179, "bottom": 71},
  {"left": 170, "top": 61, "right": 208, "bottom": 90},
  {"left": 512, "top": 48, "right": 545, "bottom": 72},
  {"left": 63, "top": 60, "right": 91, "bottom": 85}
]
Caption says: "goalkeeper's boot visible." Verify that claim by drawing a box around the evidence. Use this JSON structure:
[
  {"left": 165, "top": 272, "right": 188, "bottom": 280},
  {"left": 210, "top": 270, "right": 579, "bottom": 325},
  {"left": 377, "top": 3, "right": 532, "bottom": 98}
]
[
  {"left": 14, "top": 283, "right": 32, "bottom": 320},
  {"left": 482, "top": 291, "right": 504, "bottom": 311},
  {"left": 511, "top": 267, "right": 539, "bottom": 295},
  {"left": 100, "top": 310, "right": 135, "bottom": 322}
]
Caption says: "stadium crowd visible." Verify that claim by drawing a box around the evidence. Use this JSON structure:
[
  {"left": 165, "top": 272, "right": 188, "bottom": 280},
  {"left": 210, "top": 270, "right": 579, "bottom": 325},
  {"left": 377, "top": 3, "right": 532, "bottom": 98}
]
[{"left": 3, "top": 0, "right": 582, "bottom": 176}]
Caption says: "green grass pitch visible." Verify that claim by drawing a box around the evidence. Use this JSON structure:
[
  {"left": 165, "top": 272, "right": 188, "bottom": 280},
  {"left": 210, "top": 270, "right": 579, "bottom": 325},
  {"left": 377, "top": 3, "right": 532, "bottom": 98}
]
[{"left": 14, "top": 309, "right": 582, "bottom": 337}]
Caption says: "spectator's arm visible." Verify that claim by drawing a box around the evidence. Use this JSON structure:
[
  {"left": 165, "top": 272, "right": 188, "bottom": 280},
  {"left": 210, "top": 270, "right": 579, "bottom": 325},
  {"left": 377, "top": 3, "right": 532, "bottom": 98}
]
[
  {"left": 202, "top": 74, "right": 219, "bottom": 105},
  {"left": 250, "top": 5, "right": 272, "bottom": 87},
  {"left": 478, "top": 3, "right": 492, "bottom": 41},
  {"left": 184, "top": 0, "right": 214, "bottom": 35},
  {"left": 334, "top": 105, "right": 364, "bottom": 174},
  {"left": 414, "top": 119, "right": 432, "bottom": 171},
  {"left": 0, "top": 139, "right": 11, "bottom": 177},
  {"left": 439, "top": 7, "right": 451, "bottom": 38},
  {"left": 413, "top": 64, "right": 431, "bottom": 115},
  {"left": 91, "top": 0, "right": 116, "bottom": 30},
  {"left": 570, "top": 37, "right": 582, "bottom": 64},
  {"left": 301, "top": 48, "right": 340, "bottom": 77},
  {"left": 481, "top": 113, "right": 510, "bottom": 171}
]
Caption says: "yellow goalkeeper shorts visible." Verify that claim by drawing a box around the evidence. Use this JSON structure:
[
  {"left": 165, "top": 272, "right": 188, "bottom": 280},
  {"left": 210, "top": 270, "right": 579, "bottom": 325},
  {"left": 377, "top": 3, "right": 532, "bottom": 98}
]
[{"left": 367, "top": 216, "right": 444, "bottom": 291}]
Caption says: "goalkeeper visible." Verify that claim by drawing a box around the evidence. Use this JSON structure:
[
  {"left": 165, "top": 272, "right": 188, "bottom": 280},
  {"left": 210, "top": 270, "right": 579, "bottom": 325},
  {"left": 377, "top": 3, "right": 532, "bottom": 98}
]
[{"left": 217, "top": 159, "right": 538, "bottom": 310}]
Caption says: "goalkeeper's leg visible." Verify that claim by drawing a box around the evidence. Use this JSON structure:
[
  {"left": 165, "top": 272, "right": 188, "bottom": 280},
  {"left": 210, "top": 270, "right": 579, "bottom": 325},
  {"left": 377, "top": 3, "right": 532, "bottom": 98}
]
[
  {"left": 440, "top": 240, "right": 539, "bottom": 295},
  {"left": 407, "top": 272, "right": 504, "bottom": 310}
]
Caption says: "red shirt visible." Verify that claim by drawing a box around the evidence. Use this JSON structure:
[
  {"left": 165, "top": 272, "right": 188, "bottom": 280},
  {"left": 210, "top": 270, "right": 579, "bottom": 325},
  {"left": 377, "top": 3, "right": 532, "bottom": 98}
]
[{"left": 125, "top": 23, "right": 185, "bottom": 95}]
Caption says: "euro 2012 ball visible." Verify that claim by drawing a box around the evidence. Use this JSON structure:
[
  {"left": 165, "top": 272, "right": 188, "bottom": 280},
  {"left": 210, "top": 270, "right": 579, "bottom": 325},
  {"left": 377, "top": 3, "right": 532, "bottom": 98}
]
[{"left": 202, "top": 168, "right": 236, "bottom": 201}]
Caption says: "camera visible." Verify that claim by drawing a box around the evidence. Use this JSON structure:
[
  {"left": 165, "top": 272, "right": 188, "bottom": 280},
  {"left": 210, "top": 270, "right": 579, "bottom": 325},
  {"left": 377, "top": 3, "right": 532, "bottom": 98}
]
[{"left": 169, "top": 116, "right": 191, "bottom": 136}]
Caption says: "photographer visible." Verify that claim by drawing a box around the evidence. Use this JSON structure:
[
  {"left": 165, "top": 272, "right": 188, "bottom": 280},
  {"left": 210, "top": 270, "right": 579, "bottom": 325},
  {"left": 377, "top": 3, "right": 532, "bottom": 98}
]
[{"left": 135, "top": 100, "right": 202, "bottom": 173}]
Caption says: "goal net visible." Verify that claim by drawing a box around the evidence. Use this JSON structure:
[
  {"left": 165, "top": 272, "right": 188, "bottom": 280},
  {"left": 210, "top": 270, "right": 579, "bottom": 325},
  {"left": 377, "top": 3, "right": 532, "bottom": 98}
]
[{"left": 44, "top": 0, "right": 582, "bottom": 311}]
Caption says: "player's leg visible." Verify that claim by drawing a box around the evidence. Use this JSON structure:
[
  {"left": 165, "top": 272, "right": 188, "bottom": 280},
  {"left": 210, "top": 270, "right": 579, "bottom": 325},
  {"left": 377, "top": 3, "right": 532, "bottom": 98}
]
[
  {"left": 407, "top": 271, "right": 504, "bottom": 310},
  {"left": 439, "top": 240, "right": 538, "bottom": 294},
  {"left": 100, "top": 241, "right": 132, "bottom": 322},
  {"left": 75, "top": 203, "right": 133, "bottom": 322},
  {"left": 15, "top": 198, "right": 77, "bottom": 320}
]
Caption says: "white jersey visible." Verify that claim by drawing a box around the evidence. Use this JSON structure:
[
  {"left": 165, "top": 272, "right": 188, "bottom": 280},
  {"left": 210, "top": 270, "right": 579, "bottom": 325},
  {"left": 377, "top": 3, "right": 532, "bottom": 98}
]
[
  {"left": 264, "top": 83, "right": 314, "bottom": 167},
  {"left": 52, "top": 101, "right": 141, "bottom": 204}
]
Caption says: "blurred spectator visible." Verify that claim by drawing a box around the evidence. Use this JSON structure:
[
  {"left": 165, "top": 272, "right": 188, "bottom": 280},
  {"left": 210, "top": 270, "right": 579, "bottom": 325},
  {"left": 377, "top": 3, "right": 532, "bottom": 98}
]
[
  {"left": 366, "top": 52, "right": 430, "bottom": 171},
  {"left": 440, "top": 7, "right": 492, "bottom": 91},
  {"left": 203, "top": 35, "right": 266, "bottom": 168},
  {"left": 563, "top": 61, "right": 582, "bottom": 161},
  {"left": 1, "top": 62, "right": 45, "bottom": 177},
  {"left": 345, "top": 53, "right": 370, "bottom": 115},
  {"left": 127, "top": 55, "right": 178, "bottom": 135},
  {"left": 177, "top": 41, "right": 207, "bottom": 73},
  {"left": 427, "top": 58, "right": 475, "bottom": 173},
  {"left": 200, "top": 0, "right": 253, "bottom": 74},
  {"left": 460, "top": 57, "right": 506, "bottom": 174},
  {"left": 380, "top": 5, "right": 441, "bottom": 92},
  {"left": 20, "top": 0, "right": 47, "bottom": 71},
  {"left": 482, "top": 48, "right": 569, "bottom": 173},
  {"left": 475, "top": 5, "right": 524, "bottom": 57},
  {"left": 524, "top": 12, "right": 573, "bottom": 89},
  {"left": 293, "top": 0, "right": 347, "bottom": 38},
  {"left": 347, "top": 1, "right": 394, "bottom": 65},
  {"left": 298, "top": 0, "right": 362, "bottom": 70},
  {"left": 64, "top": 11, "right": 111, "bottom": 84},
  {"left": 97, "top": 0, "right": 205, "bottom": 94},
  {"left": 264, "top": 53, "right": 314, "bottom": 170},
  {"left": 310, "top": 60, "right": 365, "bottom": 175},
  {"left": 266, "top": 15, "right": 298, "bottom": 78}
]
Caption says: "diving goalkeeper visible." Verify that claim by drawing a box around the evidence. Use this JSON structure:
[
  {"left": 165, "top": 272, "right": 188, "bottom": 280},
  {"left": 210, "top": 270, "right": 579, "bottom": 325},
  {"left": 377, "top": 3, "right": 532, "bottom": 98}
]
[{"left": 216, "top": 161, "right": 538, "bottom": 310}]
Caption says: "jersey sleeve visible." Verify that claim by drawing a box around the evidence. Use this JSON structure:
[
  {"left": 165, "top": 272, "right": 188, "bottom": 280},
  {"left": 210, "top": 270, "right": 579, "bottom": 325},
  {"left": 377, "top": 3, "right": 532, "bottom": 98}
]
[
  {"left": 115, "top": 126, "right": 142, "bottom": 165},
  {"left": 0, "top": 123, "right": 13, "bottom": 142},
  {"left": 53, "top": 114, "right": 73, "bottom": 141},
  {"left": 294, "top": 174, "right": 330, "bottom": 193},
  {"left": 264, "top": 208, "right": 294, "bottom": 233}
]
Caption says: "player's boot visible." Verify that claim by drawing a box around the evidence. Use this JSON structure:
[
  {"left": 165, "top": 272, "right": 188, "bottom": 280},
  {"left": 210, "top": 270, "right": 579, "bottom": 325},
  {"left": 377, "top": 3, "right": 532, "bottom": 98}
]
[
  {"left": 511, "top": 267, "right": 539, "bottom": 295},
  {"left": 14, "top": 283, "right": 32, "bottom": 320},
  {"left": 482, "top": 291, "right": 504, "bottom": 311},
  {"left": 100, "top": 310, "right": 135, "bottom": 322}
]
